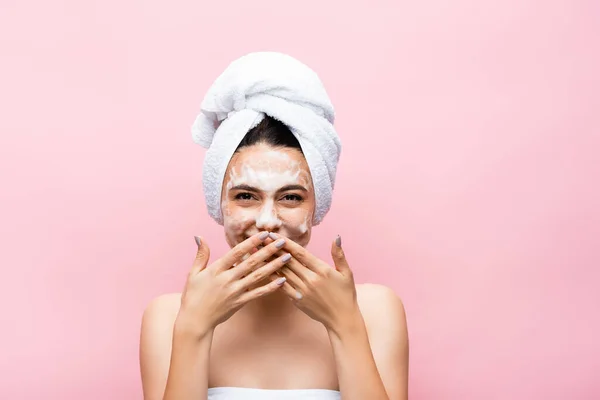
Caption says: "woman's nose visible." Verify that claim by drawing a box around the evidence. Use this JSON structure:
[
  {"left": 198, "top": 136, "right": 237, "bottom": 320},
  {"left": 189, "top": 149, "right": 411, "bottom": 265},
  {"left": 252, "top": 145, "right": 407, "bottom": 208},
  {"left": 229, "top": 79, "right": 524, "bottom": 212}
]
[{"left": 255, "top": 203, "right": 283, "bottom": 231}]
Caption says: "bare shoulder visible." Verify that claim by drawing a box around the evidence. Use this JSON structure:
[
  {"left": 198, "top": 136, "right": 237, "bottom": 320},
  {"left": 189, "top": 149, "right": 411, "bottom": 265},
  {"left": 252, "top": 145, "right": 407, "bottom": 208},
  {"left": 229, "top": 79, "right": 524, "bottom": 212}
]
[
  {"left": 139, "top": 293, "right": 182, "bottom": 399},
  {"left": 140, "top": 292, "right": 183, "bottom": 347},
  {"left": 356, "top": 283, "right": 408, "bottom": 333},
  {"left": 355, "top": 283, "right": 409, "bottom": 397},
  {"left": 142, "top": 292, "right": 182, "bottom": 323},
  {"left": 355, "top": 287, "right": 409, "bottom": 397},
  {"left": 356, "top": 283, "right": 405, "bottom": 313},
  {"left": 140, "top": 292, "right": 182, "bottom": 352}
]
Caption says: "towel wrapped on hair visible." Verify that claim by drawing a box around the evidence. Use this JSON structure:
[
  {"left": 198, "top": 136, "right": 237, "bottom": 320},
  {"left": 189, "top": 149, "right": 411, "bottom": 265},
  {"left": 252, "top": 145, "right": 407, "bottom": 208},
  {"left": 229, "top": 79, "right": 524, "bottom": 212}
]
[{"left": 191, "top": 51, "right": 342, "bottom": 226}]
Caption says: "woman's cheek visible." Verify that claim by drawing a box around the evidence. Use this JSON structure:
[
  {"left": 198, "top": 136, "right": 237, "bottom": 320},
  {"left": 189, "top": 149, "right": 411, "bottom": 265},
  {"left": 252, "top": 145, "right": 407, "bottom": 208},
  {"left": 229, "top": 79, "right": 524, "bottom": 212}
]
[
  {"left": 225, "top": 216, "right": 246, "bottom": 235},
  {"left": 224, "top": 208, "right": 259, "bottom": 237},
  {"left": 279, "top": 209, "right": 312, "bottom": 241}
]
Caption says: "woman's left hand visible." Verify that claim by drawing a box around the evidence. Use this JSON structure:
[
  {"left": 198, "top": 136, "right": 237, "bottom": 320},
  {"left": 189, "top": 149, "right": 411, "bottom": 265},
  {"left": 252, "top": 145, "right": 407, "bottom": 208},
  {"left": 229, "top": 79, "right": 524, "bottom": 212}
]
[{"left": 267, "top": 233, "right": 361, "bottom": 334}]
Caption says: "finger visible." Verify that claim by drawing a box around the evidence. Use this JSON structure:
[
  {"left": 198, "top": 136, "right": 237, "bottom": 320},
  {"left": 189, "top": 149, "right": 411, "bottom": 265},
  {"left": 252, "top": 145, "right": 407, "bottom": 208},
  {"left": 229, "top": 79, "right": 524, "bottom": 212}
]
[
  {"left": 190, "top": 236, "right": 210, "bottom": 275},
  {"left": 267, "top": 273, "right": 303, "bottom": 299},
  {"left": 260, "top": 236, "right": 279, "bottom": 260},
  {"left": 236, "top": 275, "right": 287, "bottom": 304},
  {"left": 279, "top": 254, "right": 316, "bottom": 282},
  {"left": 254, "top": 236, "right": 278, "bottom": 262},
  {"left": 331, "top": 235, "right": 352, "bottom": 276},
  {"left": 269, "top": 246, "right": 314, "bottom": 281},
  {"left": 235, "top": 253, "right": 292, "bottom": 290},
  {"left": 228, "top": 236, "right": 287, "bottom": 279},
  {"left": 277, "top": 279, "right": 304, "bottom": 301},
  {"left": 267, "top": 233, "right": 326, "bottom": 274},
  {"left": 277, "top": 265, "right": 307, "bottom": 289},
  {"left": 215, "top": 231, "right": 270, "bottom": 273}
]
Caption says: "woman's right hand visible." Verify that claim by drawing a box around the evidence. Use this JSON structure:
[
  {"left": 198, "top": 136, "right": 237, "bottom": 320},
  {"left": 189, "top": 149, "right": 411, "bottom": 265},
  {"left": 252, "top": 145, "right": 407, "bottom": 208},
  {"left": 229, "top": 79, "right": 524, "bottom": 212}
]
[{"left": 175, "top": 231, "right": 290, "bottom": 337}]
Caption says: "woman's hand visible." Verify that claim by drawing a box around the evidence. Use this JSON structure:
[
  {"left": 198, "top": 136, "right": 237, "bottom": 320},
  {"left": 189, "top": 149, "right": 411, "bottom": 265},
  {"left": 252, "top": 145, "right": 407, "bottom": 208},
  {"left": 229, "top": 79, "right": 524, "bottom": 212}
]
[
  {"left": 176, "top": 232, "right": 291, "bottom": 337},
  {"left": 267, "top": 233, "right": 361, "bottom": 335}
]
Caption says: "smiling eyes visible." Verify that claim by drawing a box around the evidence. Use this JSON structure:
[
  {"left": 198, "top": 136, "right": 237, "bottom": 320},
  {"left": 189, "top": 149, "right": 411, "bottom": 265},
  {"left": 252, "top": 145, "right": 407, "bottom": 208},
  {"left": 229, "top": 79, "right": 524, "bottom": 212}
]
[
  {"left": 235, "top": 193, "right": 253, "bottom": 200},
  {"left": 234, "top": 192, "right": 303, "bottom": 203}
]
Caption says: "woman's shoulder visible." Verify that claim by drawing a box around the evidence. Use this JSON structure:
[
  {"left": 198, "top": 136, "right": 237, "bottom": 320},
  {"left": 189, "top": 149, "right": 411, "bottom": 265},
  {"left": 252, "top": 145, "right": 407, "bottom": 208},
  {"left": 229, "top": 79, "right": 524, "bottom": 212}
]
[
  {"left": 141, "top": 292, "right": 182, "bottom": 328},
  {"left": 145, "top": 292, "right": 182, "bottom": 310},
  {"left": 355, "top": 284, "right": 407, "bottom": 331},
  {"left": 356, "top": 283, "right": 403, "bottom": 307}
]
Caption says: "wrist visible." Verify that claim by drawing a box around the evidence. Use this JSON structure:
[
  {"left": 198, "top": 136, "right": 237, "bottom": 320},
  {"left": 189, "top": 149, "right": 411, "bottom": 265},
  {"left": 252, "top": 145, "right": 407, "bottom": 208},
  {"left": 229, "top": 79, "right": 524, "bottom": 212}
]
[
  {"left": 174, "top": 311, "right": 214, "bottom": 341},
  {"left": 327, "top": 307, "right": 366, "bottom": 341}
]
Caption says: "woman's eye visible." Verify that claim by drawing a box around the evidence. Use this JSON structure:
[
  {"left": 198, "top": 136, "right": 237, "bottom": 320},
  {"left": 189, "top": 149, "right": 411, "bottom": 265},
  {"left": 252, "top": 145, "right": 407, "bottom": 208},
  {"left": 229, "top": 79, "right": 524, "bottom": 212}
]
[
  {"left": 235, "top": 193, "right": 255, "bottom": 200},
  {"left": 282, "top": 194, "right": 302, "bottom": 202}
]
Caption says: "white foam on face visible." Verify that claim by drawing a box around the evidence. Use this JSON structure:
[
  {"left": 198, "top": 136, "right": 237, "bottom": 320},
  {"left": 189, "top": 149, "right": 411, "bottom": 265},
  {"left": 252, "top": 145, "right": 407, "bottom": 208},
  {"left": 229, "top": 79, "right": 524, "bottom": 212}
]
[
  {"left": 297, "top": 214, "right": 309, "bottom": 234},
  {"left": 254, "top": 199, "right": 281, "bottom": 228},
  {"left": 227, "top": 163, "right": 303, "bottom": 193},
  {"left": 222, "top": 147, "right": 314, "bottom": 243},
  {"left": 229, "top": 163, "right": 295, "bottom": 229},
  {"left": 226, "top": 152, "right": 309, "bottom": 229},
  {"left": 221, "top": 200, "right": 232, "bottom": 216},
  {"left": 262, "top": 149, "right": 295, "bottom": 163}
]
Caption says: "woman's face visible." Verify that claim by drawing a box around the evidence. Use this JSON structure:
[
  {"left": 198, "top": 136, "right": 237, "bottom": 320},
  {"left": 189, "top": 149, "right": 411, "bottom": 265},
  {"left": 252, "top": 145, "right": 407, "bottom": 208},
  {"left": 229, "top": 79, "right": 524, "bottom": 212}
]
[{"left": 221, "top": 142, "right": 315, "bottom": 248}]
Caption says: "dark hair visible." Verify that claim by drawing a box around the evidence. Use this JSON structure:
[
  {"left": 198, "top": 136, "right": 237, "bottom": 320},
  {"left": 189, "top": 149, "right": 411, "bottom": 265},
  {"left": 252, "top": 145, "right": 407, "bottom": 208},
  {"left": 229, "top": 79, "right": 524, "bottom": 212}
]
[{"left": 235, "top": 115, "right": 303, "bottom": 153}]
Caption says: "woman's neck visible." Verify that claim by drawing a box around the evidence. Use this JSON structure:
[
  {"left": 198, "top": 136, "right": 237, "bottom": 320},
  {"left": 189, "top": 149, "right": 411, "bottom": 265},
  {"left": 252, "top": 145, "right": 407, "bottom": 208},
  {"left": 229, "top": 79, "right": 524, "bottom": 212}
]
[{"left": 241, "top": 284, "right": 300, "bottom": 323}]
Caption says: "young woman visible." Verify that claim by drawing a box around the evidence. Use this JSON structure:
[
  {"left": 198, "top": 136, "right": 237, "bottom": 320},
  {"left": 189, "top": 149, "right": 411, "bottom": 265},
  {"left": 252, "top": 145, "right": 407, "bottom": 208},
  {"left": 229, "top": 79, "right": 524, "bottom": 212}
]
[{"left": 139, "top": 52, "right": 409, "bottom": 400}]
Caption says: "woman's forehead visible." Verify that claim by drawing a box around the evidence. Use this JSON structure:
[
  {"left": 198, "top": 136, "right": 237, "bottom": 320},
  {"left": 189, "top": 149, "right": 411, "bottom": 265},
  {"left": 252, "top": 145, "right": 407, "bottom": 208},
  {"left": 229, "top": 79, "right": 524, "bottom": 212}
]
[{"left": 227, "top": 144, "right": 309, "bottom": 173}]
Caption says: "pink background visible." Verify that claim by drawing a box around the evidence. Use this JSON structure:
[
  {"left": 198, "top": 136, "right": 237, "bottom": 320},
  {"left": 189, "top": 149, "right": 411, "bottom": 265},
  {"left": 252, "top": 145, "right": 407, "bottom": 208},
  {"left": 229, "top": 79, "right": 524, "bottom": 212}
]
[{"left": 1, "top": 0, "right": 599, "bottom": 399}]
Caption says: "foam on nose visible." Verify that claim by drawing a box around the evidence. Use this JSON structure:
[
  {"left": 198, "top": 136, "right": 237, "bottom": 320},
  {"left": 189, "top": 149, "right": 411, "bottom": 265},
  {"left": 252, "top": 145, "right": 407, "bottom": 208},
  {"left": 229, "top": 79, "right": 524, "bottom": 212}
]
[{"left": 255, "top": 201, "right": 282, "bottom": 229}]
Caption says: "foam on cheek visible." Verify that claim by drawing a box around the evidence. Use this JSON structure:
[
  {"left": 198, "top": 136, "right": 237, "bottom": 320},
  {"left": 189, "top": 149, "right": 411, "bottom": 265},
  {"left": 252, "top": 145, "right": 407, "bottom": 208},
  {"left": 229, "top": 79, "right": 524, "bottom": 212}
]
[
  {"left": 221, "top": 200, "right": 232, "bottom": 217},
  {"left": 297, "top": 215, "right": 309, "bottom": 234},
  {"left": 282, "top": 212, "right": 311, "bottom": 237},
  {"left": 222, "top": 199, "right": 253, "bottom": 236}
]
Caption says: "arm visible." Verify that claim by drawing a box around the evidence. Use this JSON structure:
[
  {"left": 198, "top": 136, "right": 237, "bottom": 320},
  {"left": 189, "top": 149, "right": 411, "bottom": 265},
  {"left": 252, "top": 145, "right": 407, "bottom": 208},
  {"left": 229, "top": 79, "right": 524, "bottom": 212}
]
[
  {"left": 139, "top": 294, "right": 213, "bottom": 400},
  {"left": 328, "top": 285, "right": 409, "bottom": 400},
  {"left": 270, "top": 234, "right": 409, "bottom": 399},
  {"left": 139, "top": 233, "right": 290, "bottom": 400}
]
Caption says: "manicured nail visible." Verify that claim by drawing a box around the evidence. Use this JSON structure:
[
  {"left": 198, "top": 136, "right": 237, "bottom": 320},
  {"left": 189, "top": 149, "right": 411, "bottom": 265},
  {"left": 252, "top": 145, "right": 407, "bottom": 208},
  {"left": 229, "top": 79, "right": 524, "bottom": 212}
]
[
  {"left": 259, "top": 231, "right": 269, "bottom": 240},
  {"left": 295, "top": 291, "right": 303, "bottom": 300},
  {"left": 194, "top": 236, "right": 202, "bottom": 247},
  {"left": 281, "top": 253, "right": 292, "bottom": 262},
  {"left": 335, "top": 235, "right": 342, "bottom": 247},
  {"left": 268, "top": 232, "right": 278, "bottom": 241},
  {"left": 275, "top": 238, "right": 286, "bottom": 248},
  {"left": 276, "top": 277, "right": 287, "bottom": 285}
]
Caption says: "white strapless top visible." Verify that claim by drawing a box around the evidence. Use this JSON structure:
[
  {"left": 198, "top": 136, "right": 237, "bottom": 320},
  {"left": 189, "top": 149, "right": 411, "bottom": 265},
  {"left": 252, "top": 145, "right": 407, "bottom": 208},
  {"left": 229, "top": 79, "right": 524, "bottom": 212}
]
[{"left": 207, "top": 387, "right": 341, "bottom": 399}]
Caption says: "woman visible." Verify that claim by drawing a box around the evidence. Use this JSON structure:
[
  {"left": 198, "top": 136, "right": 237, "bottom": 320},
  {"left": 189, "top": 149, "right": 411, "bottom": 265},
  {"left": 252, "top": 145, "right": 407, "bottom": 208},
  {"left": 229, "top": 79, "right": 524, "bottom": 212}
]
[{"left": 139, "top": 52, "right": 409, "bottom": 400}]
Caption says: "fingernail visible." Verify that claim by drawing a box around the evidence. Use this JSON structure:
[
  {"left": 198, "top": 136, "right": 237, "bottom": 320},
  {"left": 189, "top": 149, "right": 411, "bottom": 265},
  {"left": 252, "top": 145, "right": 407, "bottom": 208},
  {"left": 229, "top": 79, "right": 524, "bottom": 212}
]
[
  {"left": 194, "top": 236, "right": 202, "bottom": 247},
  {"left": 275, "top": 238, "right": 286, "bottom": 248},
  {"left": 268, "top": 232, "right": 278, "bottom": 241},
  {"left": 281, "top": 253, "right": 292, "bottom": 262},
  {"left": 295, "top": 291, "right": 303, "bottom": 300},
  {"left": 259, "top": 231, "right": 269, "bottom": 240},
  {"left": 335, "top": 235, "right": 342, "bottom": 247},
  {"left": 276, "top": 277, "right": 286, "bottom": 285}
]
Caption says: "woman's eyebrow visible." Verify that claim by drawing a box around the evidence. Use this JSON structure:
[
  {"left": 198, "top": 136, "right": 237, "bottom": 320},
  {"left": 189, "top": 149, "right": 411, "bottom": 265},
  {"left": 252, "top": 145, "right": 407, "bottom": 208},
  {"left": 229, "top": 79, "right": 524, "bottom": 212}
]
[
  {"left": 229, "top": 184, "right": 260, "bottom": 192},
  {"left": 277, "top": 185, "right": 308, "bottom": 192},
  {"left": 229, "top": 184, "right": 308, "bottom": 193}
]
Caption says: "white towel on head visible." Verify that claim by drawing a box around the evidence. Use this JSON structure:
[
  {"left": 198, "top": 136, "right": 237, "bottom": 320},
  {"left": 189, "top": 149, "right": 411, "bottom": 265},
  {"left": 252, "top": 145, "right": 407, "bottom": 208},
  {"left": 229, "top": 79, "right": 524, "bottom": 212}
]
[{"left": 191, "top": 51, "right": 342, "bottom": 226}]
